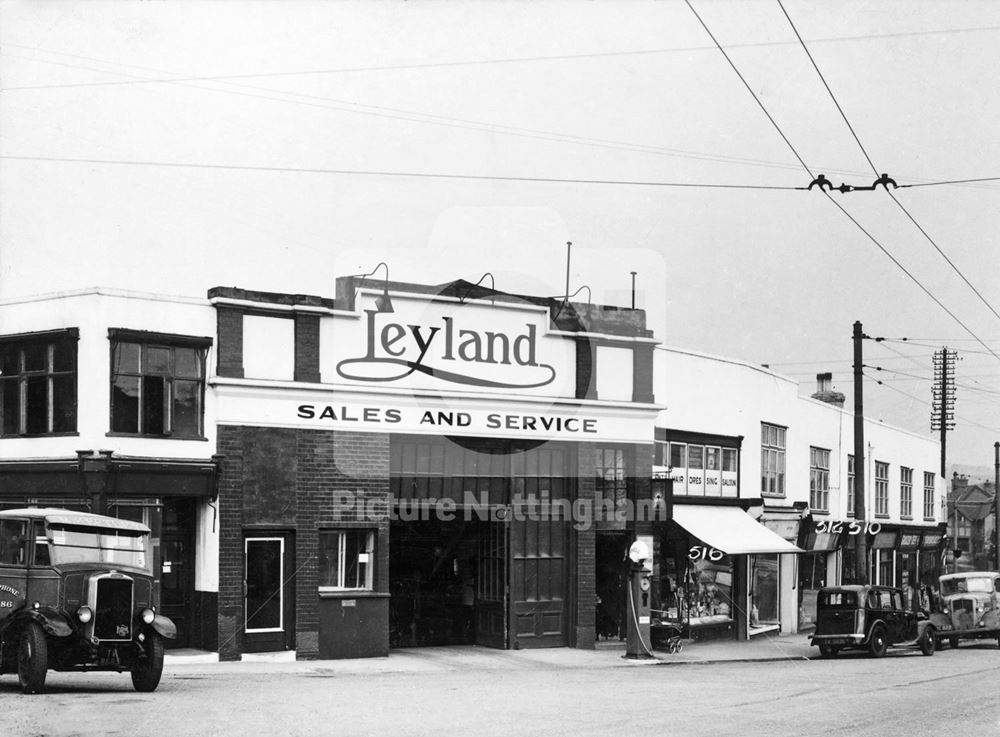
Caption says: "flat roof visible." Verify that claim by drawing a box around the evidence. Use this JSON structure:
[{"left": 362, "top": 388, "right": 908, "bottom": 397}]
[{"left": 0, "top": 508, "right": 150, "bottom": 533}]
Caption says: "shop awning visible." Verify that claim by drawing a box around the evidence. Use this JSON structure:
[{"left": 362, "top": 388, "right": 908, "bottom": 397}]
[{"left": 673, "top": 505, "right": 804, "bottom": 555}]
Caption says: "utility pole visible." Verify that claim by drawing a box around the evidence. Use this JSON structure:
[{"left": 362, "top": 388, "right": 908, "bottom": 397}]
[
  {"left": 932, "top": 348, "right": 956, "bottom": 570},
  {"left": 994, "top": 442, "right": 999, "bottom": 572},
  {"left": 931, "top": 348, "right": 956, "bottom": 477},
  {"left": 853, "top": 321, "right": 868, "bottom": 584}
]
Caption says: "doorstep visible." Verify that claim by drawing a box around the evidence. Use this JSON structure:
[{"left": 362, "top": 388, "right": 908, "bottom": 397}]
[
  {"left": 241, "top": 650, "right": 297, "bottom": 663},
  {"left": 165, "top": 648, "right": 220, "bottom": 665}
]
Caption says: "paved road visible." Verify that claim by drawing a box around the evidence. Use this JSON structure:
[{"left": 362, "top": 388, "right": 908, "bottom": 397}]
[{"left": 5, "top": 643, "right": 1000, "bottom": 737}]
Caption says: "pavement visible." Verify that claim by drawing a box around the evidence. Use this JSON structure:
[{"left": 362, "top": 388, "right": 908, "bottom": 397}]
[{"left": 163, "top": 632, "right": 817, "bottom": 676}]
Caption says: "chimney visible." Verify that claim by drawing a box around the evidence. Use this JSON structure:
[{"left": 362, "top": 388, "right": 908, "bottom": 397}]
[{"left": 811, "top": 372, "right": 846, "bottom": 407}]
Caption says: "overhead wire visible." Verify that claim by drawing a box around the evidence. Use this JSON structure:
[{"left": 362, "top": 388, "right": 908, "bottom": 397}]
[
  {"left": 685, "top": 0, "right": 1000, "bottom": 441},
  {"left": 6, "top": 24, "right": 1000, "bottom": 89},
  {"left": 0, "top": 49, "right": 829, "bottom": 176},
  {"left": 0, "top": 154, "right": 805, "bottom": 190},
  {"left": 683, "top": 1, "right": 814, "bottom": 178},
  {"left": 6, "top": 46, "right": 1000, "bottom": 190},
  {"left": 777, "top": 0, "right": 1000, "bottom": 337},
  {"left": 864, "top": 372, "right": 1000, "bottom": 432}
]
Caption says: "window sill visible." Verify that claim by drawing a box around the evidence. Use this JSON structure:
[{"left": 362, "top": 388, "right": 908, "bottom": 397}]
[
  {"left": 1, "top": 432, "right": 80, "bottom": 439},
  {"left": 900, "top": 516, "right": 914, "bottom": 521},
  {"left": 105, "top": 432, "right": 208, "bottom": 441},
  {"left": 811, "top": 510, "right": 830, "bottom": 516},
  {"left": 874, "top": 514, "right": 890, "bottom": 519},
  {"left": 318, "top": 590, "right": 388, "bottom": 600}
]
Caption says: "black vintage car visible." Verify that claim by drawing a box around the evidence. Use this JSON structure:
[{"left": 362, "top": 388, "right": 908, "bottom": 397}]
[
  {"left": 810, "top": 585, "right": 937, "bottom": 658},
  {"left": 0, "top": 508, "right": 176, "bottom": 694}
]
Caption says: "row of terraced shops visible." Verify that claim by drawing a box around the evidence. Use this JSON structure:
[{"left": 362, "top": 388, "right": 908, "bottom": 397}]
[{"left": 0, "top": 275, "right": 946, "bottom": 660}]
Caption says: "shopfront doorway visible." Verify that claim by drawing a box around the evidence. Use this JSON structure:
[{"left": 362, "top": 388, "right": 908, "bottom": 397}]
[
  {"left": 160, "top": 498, "right": 195, "bottom": 649},
  {"left": 243, "top": 531, "right": 295, "bottom": 653},
  {"left": 596, "top": 532, "right": 629, "bottom": 640}
]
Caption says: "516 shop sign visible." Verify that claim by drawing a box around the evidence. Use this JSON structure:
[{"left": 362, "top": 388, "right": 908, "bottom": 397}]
[
  {"left": 815, "top": 520, "right": 882, "bottom": 535},
  {"left": 689, "top": 545, "right": 725, "bottom": 562}
]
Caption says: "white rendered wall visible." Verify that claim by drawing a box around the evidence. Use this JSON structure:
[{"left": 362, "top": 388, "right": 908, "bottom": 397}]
[{"left": 0, "top": 288, "right": 218, "bottom": 460}]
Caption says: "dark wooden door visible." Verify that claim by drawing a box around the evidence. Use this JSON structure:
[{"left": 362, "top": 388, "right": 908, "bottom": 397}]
[
  {"left": 243, "top": 532, "right": 295, "bottom": 653},
  {"left": 510, "top": 509, "right": 570, "bottom": 648},
  {"left": 508, "top": 446, "right": 571, "bottom": 648},
  {"left": 474, "top": 519, "right": 508, "bottom": 648},
  {"left": 160, "top": 498, "right": 195, "bottom": 649}
]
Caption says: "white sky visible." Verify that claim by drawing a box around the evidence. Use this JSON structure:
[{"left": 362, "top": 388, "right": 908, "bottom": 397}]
[{"left": 2, "top": 0, "right": 999, "bottom": 467}]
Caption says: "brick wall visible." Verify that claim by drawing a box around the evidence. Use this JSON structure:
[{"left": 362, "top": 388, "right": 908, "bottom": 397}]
[{"left": 216, "top": 425, "right": 391, "bottom": 661}]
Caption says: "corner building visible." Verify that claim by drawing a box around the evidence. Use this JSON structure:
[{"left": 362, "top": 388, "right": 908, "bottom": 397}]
[{"left": 211, "top": 276, "right": 660, "bottom": 660}]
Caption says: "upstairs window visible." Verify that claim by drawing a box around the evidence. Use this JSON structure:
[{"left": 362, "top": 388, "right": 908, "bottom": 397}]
[
  {"left": 874, "top": 461, "right": 889, "bottom": 517},
  {"left": 0, "top": 329, "right": 78, "bottom": 437},
  {"left": 900, "top": 467, "right": 913, "bottom": 519},
  {"left": 809, "top": 447, "right": 830, "bottom": 512},
  {"left": 761, "top": 423, "right": 786, "bottom": 497},
  {"left": 109, "top": 330, "right": 210, "bottom": 438},
  {"left": 923, "top": 472, "right": 936, "bottom": 521}
]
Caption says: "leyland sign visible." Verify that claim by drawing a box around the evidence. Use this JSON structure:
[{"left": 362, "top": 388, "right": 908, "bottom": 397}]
[
  {"left": 212, "top": 289, "right": 658, "bottom": 443},
  {"left": 325, "top": 293, "right": 576, "bottom": 397}
]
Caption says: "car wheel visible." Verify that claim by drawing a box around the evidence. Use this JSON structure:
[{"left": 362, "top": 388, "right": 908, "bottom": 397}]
[
  {"left": 131, "top": 633, "right": 165, "bottom": 693},
  {"left": 818, "top": 643, "right": 839, "bottom": 658},
  {"left": 868, "top": 625, "right": 888, "bottom": 658},
  {"left": 949, "top": 636, "right": 959, "bottom": 649},
  {"left": 17, "top": 622, "right": 48, "bottom": 694},
  {"left": 919, "top": 628, "right": 936, "bottom": 656}
]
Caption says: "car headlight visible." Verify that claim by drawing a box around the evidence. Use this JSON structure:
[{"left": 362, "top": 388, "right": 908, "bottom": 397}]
[
  {"left": 942, "top": 607, "right": 949, "bottom": 614},
  {"left": 140, "top": 608, "right": 155, "bottom": 624},
  {"left": 77, "top": 606, "right": 93, "bottom": 623}
]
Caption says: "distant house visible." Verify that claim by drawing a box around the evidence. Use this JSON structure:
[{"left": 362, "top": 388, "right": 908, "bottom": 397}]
[{"left": 947, "top": 475, "right": 996, "bottom": 571}]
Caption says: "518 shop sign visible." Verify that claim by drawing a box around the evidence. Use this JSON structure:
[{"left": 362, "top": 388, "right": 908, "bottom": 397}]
[{"left": 815, "top": 520, "right": 882, "bottom": 535}]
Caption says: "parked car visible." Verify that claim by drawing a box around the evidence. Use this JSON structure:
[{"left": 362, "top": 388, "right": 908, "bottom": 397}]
[
  {"left": 929, "top": 571, "right": 1000, "bottom": 649},
  {"left": 810, "top": 585, "right": 937, "bottom": 658},
  {"left": 0, "top": 508, "right": 175, "bottom": 694}
]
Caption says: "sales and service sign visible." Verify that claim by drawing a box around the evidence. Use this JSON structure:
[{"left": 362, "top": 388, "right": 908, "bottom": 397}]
[{"left": 212, "top": 290, "right": 658, "bottom": 444}]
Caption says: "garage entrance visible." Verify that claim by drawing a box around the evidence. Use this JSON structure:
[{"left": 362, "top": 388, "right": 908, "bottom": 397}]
[{"left": 389, "top": 436, "right": 573, "bottom": 649}]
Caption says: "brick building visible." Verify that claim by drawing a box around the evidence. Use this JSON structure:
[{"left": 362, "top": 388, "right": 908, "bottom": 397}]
[{"left": 209, "top": 275, "right": 661, "bottom": 659}]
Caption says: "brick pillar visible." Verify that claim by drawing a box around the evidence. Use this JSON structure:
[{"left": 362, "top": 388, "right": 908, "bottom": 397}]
[
  {"left": 632, "top": 342, "right": 655, "bottom": 403},
  {"left": 294, "top": 313, "right": 321, "bottom": 383},
  {"left": 575, "top": 336, "right": 597, "bottom": 400},
  {"left": 575, "top": 442, "right": 597, "bottom": 648},
  {"left": 216, "top": 426, "right": 245, "bottom": 660},
  {"left": 216, "top": 307, "right": 244, "bottom": 379}
]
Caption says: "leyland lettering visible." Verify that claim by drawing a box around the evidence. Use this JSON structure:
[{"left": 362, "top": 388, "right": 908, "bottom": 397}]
[{"left": 336, "top": 310, "right": 556, "bottom": 389}]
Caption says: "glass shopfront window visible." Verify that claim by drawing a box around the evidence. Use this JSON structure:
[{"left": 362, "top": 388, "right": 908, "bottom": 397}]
[
  {"left": 750, "top": 554, "right": 779, "bottom": 629},
  {"left": 798, "top": 552, "right": 826, "bottom": 631},
  {"left": 658, "top": 527, "right": 734, "bottom": 636},
  {"left": 920, "top": 534, "right": 943, "bottom": 588}
]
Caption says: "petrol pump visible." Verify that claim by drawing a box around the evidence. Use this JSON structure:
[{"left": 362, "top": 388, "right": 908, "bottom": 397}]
[{"left": 625, "top": 537, "right": 654, "bottom": 659}]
